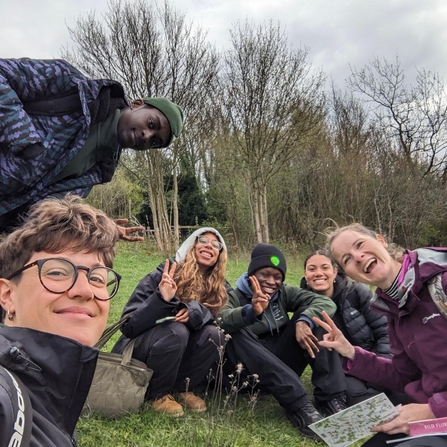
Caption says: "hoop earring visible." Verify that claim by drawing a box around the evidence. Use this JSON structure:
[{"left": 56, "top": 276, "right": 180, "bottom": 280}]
[{"left": 7, "top": 310, "right": 14, "bottom": 321}]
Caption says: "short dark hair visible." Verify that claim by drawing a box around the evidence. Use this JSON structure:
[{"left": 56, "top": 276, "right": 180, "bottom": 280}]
[{"left": 303, "top": 249, "right": 336, "bottom": 269}]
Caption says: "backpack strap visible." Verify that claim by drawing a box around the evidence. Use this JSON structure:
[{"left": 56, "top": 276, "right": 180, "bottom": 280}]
[
  {"left": 22, "top": 91, "right": 82, "bottom": 116},
  {"left": 427, "top": 273, "right": 447, "bottom": 319},
  {"left": 0, "top": 365, "right": 33, "bottom": 446}
]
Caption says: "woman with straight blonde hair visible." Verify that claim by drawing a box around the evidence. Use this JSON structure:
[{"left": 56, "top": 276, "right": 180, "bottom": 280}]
[{"left": 314, "top": 223, "right": 447, "bottom": 446}]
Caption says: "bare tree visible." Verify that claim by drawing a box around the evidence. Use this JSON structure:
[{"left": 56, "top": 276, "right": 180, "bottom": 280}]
[
  {"left": 63, "top": 0, "right": 218, "bottom": 251},
  {"left": 348, "top": 56, "right": 447, "bottom": 177},
  {"left": 221, "top": 20, "right": 325, "bottom": 242}
]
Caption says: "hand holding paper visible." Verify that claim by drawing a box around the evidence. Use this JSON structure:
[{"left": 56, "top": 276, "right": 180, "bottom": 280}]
[
  {"left": 372, "top": 403, "right": 436, "bottom": 436},
  {"left": 309, "top": 393, "right": 400, "bottom": 447}
]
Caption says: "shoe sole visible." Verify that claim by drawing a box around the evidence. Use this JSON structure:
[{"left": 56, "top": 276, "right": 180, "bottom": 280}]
[
  {"left": 157, "top": 409, "right": 184, "bottom": 417},
  {"left": 188, "top": 406, "right": 207, "bottom": 413},
  {"left": 152, "top": 407, "right": 184, "bottom": 417}
]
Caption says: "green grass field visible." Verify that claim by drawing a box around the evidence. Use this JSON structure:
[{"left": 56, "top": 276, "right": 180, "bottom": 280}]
[{"left": 77, "top": 244, "right": 363, "bottom": 447}]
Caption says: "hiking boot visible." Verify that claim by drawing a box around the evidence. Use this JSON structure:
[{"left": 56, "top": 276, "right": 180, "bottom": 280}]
[
  {"left": 179, "top": 391, "right": 207, "bottom": 412},
  {"left": 316, "top": 393, "right": 347, "bottom": 416},
  {"left": 152, "top": 394, "right": 184, "bottom": 416},
  {"left": 286, "top": 401, "right": 324, "bottom": 440}
]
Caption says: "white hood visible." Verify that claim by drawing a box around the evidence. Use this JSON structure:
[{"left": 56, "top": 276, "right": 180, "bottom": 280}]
[{"left": 175, "top": 227, "right": 227, "bottom": 263}]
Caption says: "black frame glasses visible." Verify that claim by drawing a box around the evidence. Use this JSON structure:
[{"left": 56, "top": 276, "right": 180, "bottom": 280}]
[
  {"left": 7, "top": 258, "right": 121, "bottom": 301},
  {"left": 197, "top": 235, "right": 223, "bottom": 251}
]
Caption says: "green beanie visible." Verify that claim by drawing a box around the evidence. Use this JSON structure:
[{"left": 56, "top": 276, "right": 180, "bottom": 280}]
[{"left": 143, "top": 97, "right": 184, "bottom": 147}]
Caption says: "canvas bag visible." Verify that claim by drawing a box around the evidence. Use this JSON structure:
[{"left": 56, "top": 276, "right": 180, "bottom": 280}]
[{"left": 84, "top": 313, "right": 153, "bottom": 418}]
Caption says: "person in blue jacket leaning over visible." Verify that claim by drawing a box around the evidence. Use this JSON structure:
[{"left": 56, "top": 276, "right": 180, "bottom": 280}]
[{"left": 0, "top": 58, "right": 183, "bottom": 235}]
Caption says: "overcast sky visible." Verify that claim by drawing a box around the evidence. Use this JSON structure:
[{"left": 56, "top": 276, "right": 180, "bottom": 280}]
[{"left": 1, "top": 0, "right": 446, "bottom": 88}]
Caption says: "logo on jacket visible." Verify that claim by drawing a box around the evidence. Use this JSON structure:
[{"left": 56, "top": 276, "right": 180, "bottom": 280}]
[{"left": 422, "top": 313, "right": 441, "bottom": 324}]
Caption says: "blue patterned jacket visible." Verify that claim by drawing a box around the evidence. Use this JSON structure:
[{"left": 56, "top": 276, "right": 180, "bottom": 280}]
[{"left": 0, "top": 58, "right": 126, "bottom": 221}]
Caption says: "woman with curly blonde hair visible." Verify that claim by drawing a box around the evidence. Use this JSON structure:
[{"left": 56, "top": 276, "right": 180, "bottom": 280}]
[
  {"left": 173, "top": 229, "right": 228, "bottom": 316},
  {"left": 113, "top": 227, "right": 228, "bottom": 417}
]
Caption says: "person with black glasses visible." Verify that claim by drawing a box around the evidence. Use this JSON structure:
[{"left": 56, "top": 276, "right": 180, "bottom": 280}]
[
  {"left": 113, "top": 227, "right": 229, "bottom": 416},
  {"left": 0, "top": 194, "right": 120, "bottom": 447}
]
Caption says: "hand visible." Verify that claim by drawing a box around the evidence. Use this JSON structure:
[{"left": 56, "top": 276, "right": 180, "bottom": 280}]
[
  {"left": 115, "top": 219, "right": 145, "bottom": 242},
  {"left": 249, "top": 275, "right": 269, "bottom": 316},
  {"left": 175, "top": 307, "right": 189, "bottom": 324},
  {"left": 312, "top": 310, "right": 356, "bottom": 359},
  {"left": 159, "top": 260, "right": 177, "bottom": 302},
  {"left": 371, "top": 404, "right": 435, "bottom": 435},
  {"left": 295, "top": 321, "right": 320, "bottom": 359}
]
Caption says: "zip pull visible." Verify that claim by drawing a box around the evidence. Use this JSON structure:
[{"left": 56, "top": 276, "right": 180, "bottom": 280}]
[{"left": 10, "top": 346, "right": 42, "bottom": 372}]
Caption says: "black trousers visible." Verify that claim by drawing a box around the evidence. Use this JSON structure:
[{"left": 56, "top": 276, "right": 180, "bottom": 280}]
[
  {"left": 263, "top": 311, "right": 345, "bottom": 402},
  {"left": 129, "top": 322, "right": 226, "bottom": 400},
  {"left": 345, "top": 374, "right": 410, "bottom": 406},
  {"left": 224, "top": 309, "right": 346, "bottom": 412}
]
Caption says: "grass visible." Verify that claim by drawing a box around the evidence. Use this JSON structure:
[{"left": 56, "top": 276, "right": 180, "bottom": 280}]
[{"left": 77, "top": 243, "right": 364, "bottom": 447}]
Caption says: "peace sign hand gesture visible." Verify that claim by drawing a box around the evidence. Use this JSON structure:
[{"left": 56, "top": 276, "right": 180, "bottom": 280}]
[
  {"left": 249, "top": 275, "right": 270, "bottom": 316},
  {"left": 159, "top": 260, "right": 177, "bottom": 302},
  {"left": 312, "top": 310, "right": 356, "bottom": 360}
]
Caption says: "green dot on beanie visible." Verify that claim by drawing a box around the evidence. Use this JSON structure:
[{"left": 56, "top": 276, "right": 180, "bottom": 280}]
[{"left": 270, "top": 256, "right": 280, "bottom": 267}]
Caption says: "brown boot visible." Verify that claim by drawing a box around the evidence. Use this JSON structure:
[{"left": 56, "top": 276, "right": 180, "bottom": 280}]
[
  {"left": 151, "top": 394, "right": 184, "bottom": 416},
  {"left": 178, "top": 392, "right": 207, "bottom": 412}
]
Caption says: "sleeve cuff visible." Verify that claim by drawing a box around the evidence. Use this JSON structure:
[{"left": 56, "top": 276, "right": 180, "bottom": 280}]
[
  {"left": 241, "top": 304, "right": 261, "bottom": 325},
  {"left": 297, "top": 316, "right": 315, "bottom": 330}
]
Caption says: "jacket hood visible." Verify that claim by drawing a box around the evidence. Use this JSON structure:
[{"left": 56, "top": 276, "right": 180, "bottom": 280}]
[
  {"left": 175, "top": 227, "right": 227, "bottom": 263},
  {"left": 236, "top": 273, "right": 252, "bottom": 296}
]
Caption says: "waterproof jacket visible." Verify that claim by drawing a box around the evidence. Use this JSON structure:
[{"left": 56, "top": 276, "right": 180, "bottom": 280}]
[
  {"left": 0, "top": 325, "right": 98, "bottom": 446},
  {"left": 344, "top": 248, "right": 447, "bottom": 418},
  {"left": 219, "top": 273, "right": 336, "bottom": 336},
  {"left": 114, "top": 261, "right": 215, "bottom": 350},
  {"left": 0, "top": 58, "right": 126, "bottom": 219},
  {"left": 300, "top": 275, "right": 390, "bottom": 357}
]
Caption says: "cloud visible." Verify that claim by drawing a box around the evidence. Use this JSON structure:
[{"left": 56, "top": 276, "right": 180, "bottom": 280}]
[{"left": 1, "top": 0, "right": 446, "bottom": 87}]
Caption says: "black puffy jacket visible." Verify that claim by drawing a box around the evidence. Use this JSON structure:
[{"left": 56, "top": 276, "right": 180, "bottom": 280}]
[
  {"left": 301, "top": 275, "right": 391, "bottom": 357},
  {"left": 0, "top": 326, "right": 98, "bottom": 446}
]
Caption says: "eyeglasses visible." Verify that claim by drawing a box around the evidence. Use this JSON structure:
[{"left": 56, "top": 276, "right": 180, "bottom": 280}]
[
  {"left": 197, "top": 235, "right": 223, "bottom": 251},
  {"left": 7, "top": 258, "right": 121, "bottom": 301}
]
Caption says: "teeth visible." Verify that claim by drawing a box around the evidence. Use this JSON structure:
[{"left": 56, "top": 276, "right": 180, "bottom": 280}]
[
  {"left": 364, "top": 259, "right": 375, "bottom": 273},
  {"left": 200, "top": 251, "right": 212, "bottom": 258}
]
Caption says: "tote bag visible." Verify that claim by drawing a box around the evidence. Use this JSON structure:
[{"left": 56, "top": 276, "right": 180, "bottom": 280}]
[{"left": 84, "top": 313, "right": 153, "bottom": 418}]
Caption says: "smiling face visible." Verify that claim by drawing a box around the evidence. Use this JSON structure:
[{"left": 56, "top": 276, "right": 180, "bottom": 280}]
[
  {"left": 194, "top": 232, "right": 221, "bottom": 271},
  {"left": 254, "top": 267, "right": 283, "bottom": 298},
  {"left": 330, "top": 230, "right": 401, "bottom": 289},
  {"left": 304, "top": 254, "right": 337, "bottom": 298},
  {"left": 0, "top": 250, "right": 110, "bottom": 346},
  {"left": 117, "top": 100, "right": 172, "bottom": 150}
]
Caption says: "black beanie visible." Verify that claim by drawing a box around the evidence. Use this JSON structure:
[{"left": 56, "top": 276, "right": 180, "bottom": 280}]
[{"left": 247, "top": 243, "right": 287, "bottom": 280}]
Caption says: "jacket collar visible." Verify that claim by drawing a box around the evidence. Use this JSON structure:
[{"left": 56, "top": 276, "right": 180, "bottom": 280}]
[
  {"left": 371, "top": 248, "right": 447, "bottom": 317},
  {"left": 0, "top": 326, "right": 98, "bottom": 435}
]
